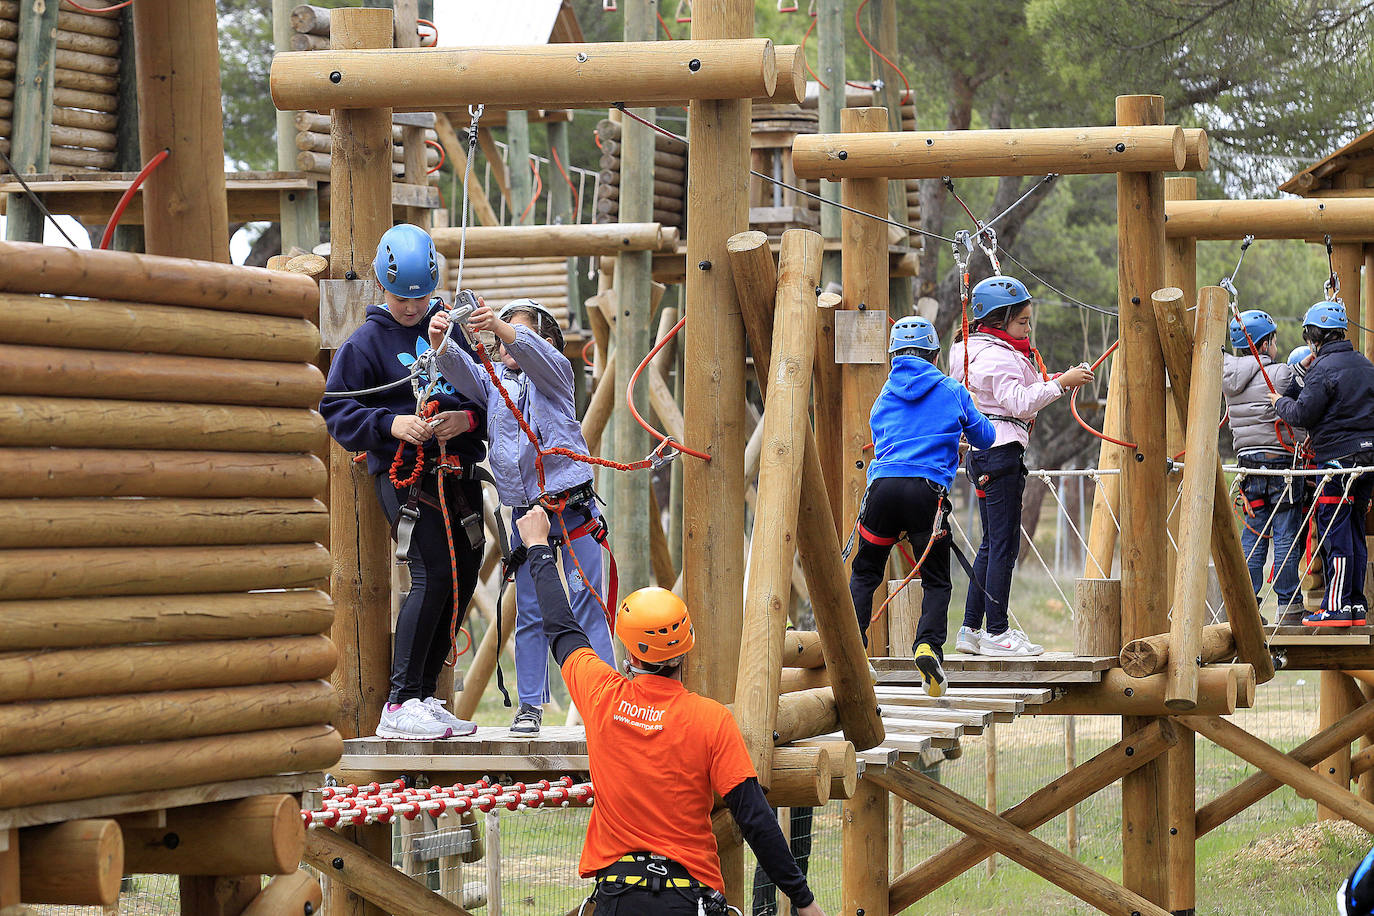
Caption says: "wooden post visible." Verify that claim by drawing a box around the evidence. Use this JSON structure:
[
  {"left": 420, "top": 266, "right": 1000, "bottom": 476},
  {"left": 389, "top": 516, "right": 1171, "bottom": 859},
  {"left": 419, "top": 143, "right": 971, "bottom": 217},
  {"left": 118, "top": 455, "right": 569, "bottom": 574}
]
[
  {"left": 1116, "top": 93, "right": 1170, "bottom": 911},
  {"left": 610, "top": 0, "right": 656, "bottom": 602},
  {"left": 842, "top": 774, "right": 889, "bottom": 916},
  {"left": 1165, "top": 286, "right": 1227, "bottom": 710},
  {"left": 1162, "top": 178, "right": 1198, "bottom": 306},
  {"left": 391, "top": 0, "right": 428, "bottom": 229},
  {"left": 179, "top": 877, "right": 260, "bottom": 916},
  {"left": 547, "top": 118, "right": 580, "bottom": 307},
  {"left": 327, "top": 12, "right": 395, "bottom": 916},
  {"left": 274, "top": 0, "right": 319, "bottom": 254},
  {"left": 685, "top": 0, "right": 753, "bottom": 901},
  {"left": 1361, "top": 681, "right": 1374, "bottom": 804},
  {"left": 887, "top": 577, "right": 921, "bottom": 657},
  {"left": 816, "top": 0, "right": 845, "bottom": 291},
  {"left": 1319, "top": 670, "right": 1358, "bottom": 821},
  {"left": 1074, "top": 578, "right": 1122, "bottom": 656},
  {"left": 1082, "top": 352, "right": 1125, "bottom": 578},
  {"left": 506, "top": 110, "right": 533, "bottom": 224},
  {"left": 735, "top": 229, "right": 820, "bottom": 784},
  {"left": 1365, "top": 244, "right": 1374, "bottom": 363},
  {"left": 0, "top": 828, "right": 16, "bottom": 908},
  {"left": 986, "top": 721, "right": 998, "bottom": 876},
  {"left": 840, "top": 106, "right": 891, "bottom": 655},
  {"left": 1333, "top": 240, "right": 1364, "bottom": 356},
  {"left": 814, "top": 291, "right": 844, "bottom": 530},
  {"left": 241, "top": 871, "right": 323, "bottom": 916},
  {"left": 133, "top": 0, "right": 230, "bottom": 261},
  {"left": 110, "top": 5, "right": 144, "bottom": 252},
  {"left": 4, "top": 0, "right": 59, "bottom": 242},
  {"left": 1065, "top": 716, "right": 1079, "bottom": 859},
  {"left": 867, "top": 0, "right": 911, "bottom": 316}
]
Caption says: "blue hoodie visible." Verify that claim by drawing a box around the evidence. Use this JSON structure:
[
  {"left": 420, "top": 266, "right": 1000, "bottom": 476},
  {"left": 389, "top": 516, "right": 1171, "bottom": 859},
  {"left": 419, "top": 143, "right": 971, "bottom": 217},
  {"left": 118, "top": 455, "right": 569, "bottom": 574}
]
[
  {"left": 321, "top": 301, "right": 487, "bottom": 477},
  {"left": 869, "top": 354, "right": 996, "bottom": 488}
]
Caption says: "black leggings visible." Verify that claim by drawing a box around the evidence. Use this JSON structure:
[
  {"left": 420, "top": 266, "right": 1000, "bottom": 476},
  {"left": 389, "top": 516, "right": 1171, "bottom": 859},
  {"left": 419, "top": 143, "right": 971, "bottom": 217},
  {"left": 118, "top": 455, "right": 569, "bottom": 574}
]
[
  {"left": 588, "top": 886, "right": 705, "bottom": 915},
  {"left": 374, "top": 474, "right": 483, "bottom": 704},
  {"left": 848, "top": 475, "right": 952, "bottom": 656}
]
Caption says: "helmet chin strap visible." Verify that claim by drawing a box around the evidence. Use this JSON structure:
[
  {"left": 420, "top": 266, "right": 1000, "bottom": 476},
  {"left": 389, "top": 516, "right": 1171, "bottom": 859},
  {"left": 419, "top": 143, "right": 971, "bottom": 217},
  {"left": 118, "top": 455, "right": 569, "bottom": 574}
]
[{"left": 624, "top": 655, "right": 685, "bottom": 678}]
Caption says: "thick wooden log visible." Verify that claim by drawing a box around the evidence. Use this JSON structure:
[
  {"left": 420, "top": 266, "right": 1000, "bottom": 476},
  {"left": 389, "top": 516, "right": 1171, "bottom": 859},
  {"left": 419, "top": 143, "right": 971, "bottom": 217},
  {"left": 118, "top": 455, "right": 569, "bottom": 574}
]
[
  {"left": 0, "top": 634, "right": 336, "bottom": 702},
  {"left": 1074, "top": 578, "right": 1122, "bottom": 656},
  {"left": 0, "top": 397, "right": 325, "bottom": 453},
  {"left": 1121, "top": 623, "right": 1234, "bottom": 678},
  {"left": 889, "top": 721, "right": 1177, "bottom": 910},
  {"left": 17, "top": 820, "right": 122, "bottom": 906},
  {"left": 814, "top": 291, "right": 843, "bottom": 526},
  {"left": 123, "top": 795, "right": 305, "bottom": 876},
  {"left": 49, "top": 121, "right": 115, "bottom": 150},
  {"left": 0, "top": 498, "right": 326, "bottom": 549},
  {"left": 0, "top": 449, "right": 325, "bottom": 500},
  {"left": 46, "top": 144, "right": 115, "bottom": 168},
  {"left": 52, "top": 85, "right": 114, "bottom": 111},
  {"left": 0, "top": 589, "right": 331, "bottom": 651},
  {"left": 434, "top": 223, "right": 677, "bottom": 259},
  {"left": 841, "top": 775, "right": 888, "bottom": 916},
  {"left": 53, "top": 27, "right": 119, "bottom": 57},
  {"left": 728, "top": 228, "right": 884, "bottom": 750},
  {"left": 581, "top": 350, "right": 617, "bottom": 456},
  {"left": 1152, "top": 288, "right": 1274, "bottom": 683},
  {"left": 1182, "top": 128, "right": 1209, "bottom": 171},
  {"left": 1039, "top": 666, "right": 1238, "bottom": 717},
  {"left": 1164, "top": 198, "right": 1374, "bottom": 241},
  {"left": 0, "top": 293, "right": 321, "bottom": 362},
  {"left": 0, "top": 344, "right": 323, "bottom": 408},
  {"left": 736, "top": 229, "right": 821, "bottom": 785},
  {"left": 873, "top": 762, "right": 1171, "bottom": 916},
  {"left": 0, "top": 241, "right": 319, "bottom": 318},
  {"left": 0, "top": 681, "right": 337, "bottom": 755},
  {"left": 1196, "top": 695, "right": 1374, "bottom": 835},
  {"left": 51, "top": 104, "right": 117, "bottom": 131},
  {"left": 1319, "top": 670, "right": 1359, "bottom": 821},
  {"left": 1182, "top": 714, "right": 1374, "bottom": 832},
  {"left": 793, "top": 126, "right": 1188, "bottom": 180},
  {"left": 1165, "top": 287, "right": 1228, "bottom": 709},
  {"left": 779, "top": 666, "right": 829, "bottom": 693},
  {"left": 763, "top": 746, "right": 830, "bottom": 808},
  {"left": 53, "top": 45, "right": 116, "bottom": 75},
  {"left": 772, "top": 687, "right": 838, "bottom": 745},
  {"left": 783, "top": 630, "right": 825, "bottom": 668},
  {"left": 242, "top": 870, "right": 322, "bottom": 916},
  {"left": 794, "top": 737, "right": 858, "bottom": 799},
  {"left": 303, "top": 827, "right": 472, "bottom": 916},
  {"left": 272, "top": 39, "right": 777, "bottom": 111},
  {"left": 0, "top": 725, "right": 342, "bottom": 808},
  {"left": 290, "top": 3, "right": 330, "bottom": 36}
]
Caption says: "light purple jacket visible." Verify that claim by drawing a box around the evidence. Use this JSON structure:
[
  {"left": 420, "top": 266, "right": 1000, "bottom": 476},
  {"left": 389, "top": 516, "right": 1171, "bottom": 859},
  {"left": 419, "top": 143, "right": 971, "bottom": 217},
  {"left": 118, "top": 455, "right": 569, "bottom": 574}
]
[
  {"left": 435, "top": 324, "right": 592, "bottom": 508},
  {"left": 949, "top": 332, "right": 1064, "bottom": 449}
]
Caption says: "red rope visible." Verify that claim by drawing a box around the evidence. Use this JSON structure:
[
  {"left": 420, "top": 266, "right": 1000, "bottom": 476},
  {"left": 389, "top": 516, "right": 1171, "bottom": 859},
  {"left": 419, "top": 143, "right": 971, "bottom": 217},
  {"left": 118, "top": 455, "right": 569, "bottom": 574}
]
[
  {"left": 550, "top": 145, "right": 581, "bottom": 217},
  {"left": 655, "top": 10, "right": 676, "bottom": 39},
  {"left": 875, "top": 529, "right": 944, "bottom": 621},
  {"left": 425, "top": 139, "right": 445, "bottom": 175},
  {"left": 801, "top": 15, "right": 826, "bottom": 89},
  {"left": 552, "top": 505, "right": 616, "bottom": 633},
  {"left": 99, "top": 148, "right": 168, "bottom": 250},
  {"left": 1069, "top": 341, "right": 1138, "bottom": 450},
  {"left": 61, "top": 0, "right": 132, "bottom": 13},
  {"left": 516, "top": 158, "right": 543, "bottom": 225},
  {"left": 580, "top": 338, "right": 596, "bottom": 365},
  {"left": 416, "top": 18, "right": 438, "bottom": 47},
  {"left": 625, "top": 315, "right": 713, "bottom": 462},
  {"left": 853, "top": 0, "right": 912, "bottom": 104}
]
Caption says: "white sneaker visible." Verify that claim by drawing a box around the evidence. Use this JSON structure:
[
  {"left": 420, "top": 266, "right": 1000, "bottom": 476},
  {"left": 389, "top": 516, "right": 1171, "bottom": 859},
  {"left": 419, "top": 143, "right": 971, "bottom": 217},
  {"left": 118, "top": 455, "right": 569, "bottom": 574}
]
[
  {"left": 376, "top": 697, "right": 454, "bottom": 740},
  {"left": 956, "top": 626, "right": 985, "bottom": 655},
  {"left": 422, "top": 696, "right": 477, "bottom": 736},
  {"left": 980, "top": 628, "right": 1043, "bottom": 657}
]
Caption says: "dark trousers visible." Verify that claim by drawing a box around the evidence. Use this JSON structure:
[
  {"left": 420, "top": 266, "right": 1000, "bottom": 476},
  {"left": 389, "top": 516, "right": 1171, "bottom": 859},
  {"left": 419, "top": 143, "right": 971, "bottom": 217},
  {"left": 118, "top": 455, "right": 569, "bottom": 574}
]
[
  {"left": 848, "top": 476, "right": 952, "bottom": 657},
  {"left": 963, "top": 443, "right": 1027, "bottom": 636},
  {"left": 375, "top": 473, "right": 483, "bottom": 704},
  {"left": 590, "top": 888, "right": 702, "bottom": 915},
  {"left": 1313, "top": 452, "right": 1374, "bottom": 612}
]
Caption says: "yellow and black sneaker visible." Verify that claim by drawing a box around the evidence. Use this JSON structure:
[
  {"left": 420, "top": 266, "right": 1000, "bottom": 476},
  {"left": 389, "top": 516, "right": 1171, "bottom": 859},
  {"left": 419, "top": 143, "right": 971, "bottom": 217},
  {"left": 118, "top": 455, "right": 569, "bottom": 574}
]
[{"left": 913, "top": 643, "right": 946, "bottom": 698}]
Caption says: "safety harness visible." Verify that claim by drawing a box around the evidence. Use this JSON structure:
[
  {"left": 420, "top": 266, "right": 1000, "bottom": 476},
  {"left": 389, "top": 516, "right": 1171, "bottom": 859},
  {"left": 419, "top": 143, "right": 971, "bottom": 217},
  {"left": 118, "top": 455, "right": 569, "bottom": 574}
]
[{"left": 581, "top": 854, "right": 736, "bottom": 916}]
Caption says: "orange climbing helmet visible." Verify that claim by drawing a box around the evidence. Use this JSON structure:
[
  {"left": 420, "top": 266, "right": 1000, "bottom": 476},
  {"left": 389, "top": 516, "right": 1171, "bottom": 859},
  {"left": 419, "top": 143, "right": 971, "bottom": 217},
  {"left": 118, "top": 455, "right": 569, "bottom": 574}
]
[{"left": 616, "top": 587, "right": 695, "bottom": 664}]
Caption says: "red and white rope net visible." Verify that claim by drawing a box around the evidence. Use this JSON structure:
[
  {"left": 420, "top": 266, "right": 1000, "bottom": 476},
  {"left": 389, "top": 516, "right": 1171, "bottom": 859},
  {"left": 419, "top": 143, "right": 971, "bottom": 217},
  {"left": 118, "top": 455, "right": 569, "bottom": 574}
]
[{"left": 303, "top": 776, "right": 594, "bottom": 829}]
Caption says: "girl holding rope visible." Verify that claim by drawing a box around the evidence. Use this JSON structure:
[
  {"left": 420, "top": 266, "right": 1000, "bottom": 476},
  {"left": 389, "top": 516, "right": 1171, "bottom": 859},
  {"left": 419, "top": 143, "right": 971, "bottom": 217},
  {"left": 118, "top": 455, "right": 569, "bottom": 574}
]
[
  {"left": 429, "top": 298, "right": 616, "bottom": 736},
  {"left": 1272, "top": 301, "right": 1374, "bottom": 628},
  {"left": 321, "top": 224, "right": 486, "bottom": 741},
  {"left": 950, "top": 276, "right": 1093, "bottom": 657}
]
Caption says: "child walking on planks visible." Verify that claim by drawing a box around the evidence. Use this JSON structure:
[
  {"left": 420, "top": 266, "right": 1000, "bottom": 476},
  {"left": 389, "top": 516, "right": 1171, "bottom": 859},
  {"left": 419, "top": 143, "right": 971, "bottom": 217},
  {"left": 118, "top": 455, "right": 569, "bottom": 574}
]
[
  {"left": 321, "top": 224, "right": 486, "bottom": 741},
  {"left": 848, "top": 317, "right": 996, "bottom": 697},
  {"left": 950, "top": 276, "right": 1093, "bottom": 657},
  {"left": 429, "top": 297, "right": 617, "bottom": 736},
  {"left": 1221, "top": 309, "right": 1305, "bottom": 625},
  {"left": 1272, "top": 301, "right": 1374, "bottom": 628}
]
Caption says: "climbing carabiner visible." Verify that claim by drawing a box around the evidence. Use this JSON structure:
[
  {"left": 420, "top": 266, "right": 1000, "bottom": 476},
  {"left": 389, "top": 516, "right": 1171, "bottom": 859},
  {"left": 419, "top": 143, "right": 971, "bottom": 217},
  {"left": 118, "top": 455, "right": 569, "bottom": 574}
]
[{"left": 648, "top": 438, "right": 681, "bottom": 471}]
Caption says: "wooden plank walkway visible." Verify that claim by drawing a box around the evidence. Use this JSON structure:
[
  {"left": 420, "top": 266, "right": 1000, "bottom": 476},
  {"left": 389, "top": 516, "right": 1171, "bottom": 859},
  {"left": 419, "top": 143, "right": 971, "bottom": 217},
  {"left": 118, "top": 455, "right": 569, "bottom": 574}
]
[
  {"left": 873, "top": 653, "right": 1116, "bottom": 686},
  {"left": 1264, "top": 625, "right": 1373, "bottom": 646}
]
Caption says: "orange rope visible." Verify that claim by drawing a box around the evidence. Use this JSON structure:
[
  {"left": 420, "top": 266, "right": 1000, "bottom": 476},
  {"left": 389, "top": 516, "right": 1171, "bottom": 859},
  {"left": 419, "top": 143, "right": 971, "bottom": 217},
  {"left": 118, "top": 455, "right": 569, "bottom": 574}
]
[
  {"left": 416, "top": 18, "right": 438, "bottom": 47},
  {"left": 874, "top": 529, "right": 944, "bottom": 621},
  {"left": 801, "top": 15, "right": 826, "bottom": 88},
  {"left": 854, "top": 0, "right": 913, "bottom": 104},
  {"left": 516, "top": 158, "right": 543, "bottom": 224},
  {"left": 61, "top": 0, "right": 132, "bottom": 13},
  {"left": 550, "top": 145, "right": 581, "bottom": 217},
  {"left": 425, "top": 139, "right": 446, "bottom": 175},
  {"left": 625, "top": 315, "right": 713, "bottom": 462}
]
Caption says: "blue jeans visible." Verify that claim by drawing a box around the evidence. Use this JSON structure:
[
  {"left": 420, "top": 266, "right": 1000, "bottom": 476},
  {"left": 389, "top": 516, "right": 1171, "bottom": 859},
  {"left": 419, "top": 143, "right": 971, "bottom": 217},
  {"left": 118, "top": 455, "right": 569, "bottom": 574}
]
[
  {"left": 510, "top": 501, "right": 617, "bottom": 705},
  {"left": 1238, "top": 464, "right": 1304, "bottom": 608},
  {"left": 963, "top": 443, "right": 1027, "bottom": 636}
]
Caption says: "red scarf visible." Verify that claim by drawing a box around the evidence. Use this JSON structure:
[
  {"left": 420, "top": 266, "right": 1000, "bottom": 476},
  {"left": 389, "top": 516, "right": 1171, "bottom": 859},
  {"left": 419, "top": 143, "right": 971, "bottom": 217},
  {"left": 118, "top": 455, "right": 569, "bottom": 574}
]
[{"left": 976, "top": 326, "right": 1051, "bottom": 380}]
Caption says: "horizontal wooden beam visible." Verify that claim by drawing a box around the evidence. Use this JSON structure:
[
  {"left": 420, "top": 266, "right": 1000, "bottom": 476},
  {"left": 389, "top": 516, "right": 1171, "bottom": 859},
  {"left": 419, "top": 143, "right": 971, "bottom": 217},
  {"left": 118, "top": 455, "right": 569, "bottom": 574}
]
[
  {"left": 1039, "top": 666, "right": 1239, "bottom": 717},
  {"left": 1120, "top": 623, "right": 1234, "bottom": 678},
  {"left": 303, "top": 827, "right": 473, "bottom": 916},
  {"left": 792, "top": 126, "right": 1188, "bottom": 181},
  {"left": 1164, "top": 198, "right": 1374, "bottom": 240},
  {"left": 123, "top": 794, "right": 304, "bottom": 876},
  {"left": 871, "top": 763, "right": 1171, "bottom": 916},
  {"left": 271, "top": 40, "right": 777, "bottom": 112},
  {"left": 433, "top": 223, "right": 678, "bottom": 260},
  {"left": 18, "top": 819, "right": 122, "bottom": 905}
]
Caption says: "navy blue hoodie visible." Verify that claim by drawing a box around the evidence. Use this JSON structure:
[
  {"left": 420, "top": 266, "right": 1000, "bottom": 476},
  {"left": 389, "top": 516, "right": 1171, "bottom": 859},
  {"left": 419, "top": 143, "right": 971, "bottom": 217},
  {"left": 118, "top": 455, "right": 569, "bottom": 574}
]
[
  {"left": 869, "top": 354, "right": 996, "bottom": 489},
  {"left": 1276, "top": 339, "right": 1374, "bottom": 463},
  {"left": 321, "top": 301, "right": 487, "bottom": 477}
]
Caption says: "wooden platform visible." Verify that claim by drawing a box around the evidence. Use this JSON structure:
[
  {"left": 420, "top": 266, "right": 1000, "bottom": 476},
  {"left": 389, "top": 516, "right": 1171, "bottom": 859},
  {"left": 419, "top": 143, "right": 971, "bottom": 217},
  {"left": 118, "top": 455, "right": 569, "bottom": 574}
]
[
  {"left": 873, "top": 653, "right": 1117, "bottom": 687},
  {"left": 0, "top": 772, "right": 322, "bottom": 831},
  {"left": 1264, "top": 625, "right": 1374, "bottom": 646},
  {"left": 340, "top": 726, "right": 590, "bottom": 778}
]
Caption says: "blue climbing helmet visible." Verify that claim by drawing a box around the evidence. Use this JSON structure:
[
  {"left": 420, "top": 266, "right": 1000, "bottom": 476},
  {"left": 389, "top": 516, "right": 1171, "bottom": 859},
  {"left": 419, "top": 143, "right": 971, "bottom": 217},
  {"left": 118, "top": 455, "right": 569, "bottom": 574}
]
[
  {"left": 1303, "top": 300, "right": 1347, "bottom": 330},
  {"left": 1288, "top": 345, "right": 1312, "bottom": 367},
  {"left": 889, "top": 316, "right": 940, "bottom": 354},
  {"left": 374, "top": 224, "right": 440, "bottom": 298},
  {"left": 1228, "top": 309, "right": 1277, "bottom": 350},
  {"left": 969, "top": 275, "right": 1031, "bottom": 321}
]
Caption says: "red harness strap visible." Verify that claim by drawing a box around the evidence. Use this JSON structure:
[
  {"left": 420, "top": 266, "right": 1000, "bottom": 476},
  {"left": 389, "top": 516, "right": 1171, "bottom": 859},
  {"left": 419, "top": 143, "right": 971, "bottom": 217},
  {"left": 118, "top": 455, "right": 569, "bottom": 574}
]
[
  {"left": 858, "top": 522, "right": 899, "bottom": 546},
  {"left": 553, "top": 510, "right": 619, "bottom": 627},
  {"left": 1317, "top": 494, "right": 1353, "bottom": 505}
]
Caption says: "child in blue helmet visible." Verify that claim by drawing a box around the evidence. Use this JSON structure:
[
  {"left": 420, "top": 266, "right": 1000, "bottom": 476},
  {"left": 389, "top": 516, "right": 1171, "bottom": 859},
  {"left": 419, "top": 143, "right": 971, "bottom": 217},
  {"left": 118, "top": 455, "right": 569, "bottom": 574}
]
[
  {"left": 848, "top": 316, "right": 996, "bottom": 696},
  {"left": 949, "top": 276, "right": 1093, "bottom": 657},
  {"left": 321, "top": 224, "right": 488, "bottom": 741},
  {"left": 428, "top": 297, "right": 616, "bottom": 736},
  {"left": 1221, "top": 309, "right": 1305, "bottom": 625},
  {"left": 1271, "top": 301, "right": 1374, "bottom": 627}
]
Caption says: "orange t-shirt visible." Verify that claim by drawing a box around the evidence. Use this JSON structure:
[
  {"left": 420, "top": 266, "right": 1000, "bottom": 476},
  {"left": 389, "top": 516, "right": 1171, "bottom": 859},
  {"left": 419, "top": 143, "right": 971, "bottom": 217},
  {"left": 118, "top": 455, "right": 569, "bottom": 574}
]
[{"left": 560, "top": 647, "right": 756, "bottom": 892}]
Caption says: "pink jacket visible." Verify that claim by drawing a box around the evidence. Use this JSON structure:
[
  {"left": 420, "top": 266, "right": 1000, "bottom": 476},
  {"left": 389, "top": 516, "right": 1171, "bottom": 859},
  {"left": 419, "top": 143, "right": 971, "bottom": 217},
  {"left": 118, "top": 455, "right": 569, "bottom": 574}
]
[{"left": 949, "top": 332, "right": 1064, "bottom": 449}]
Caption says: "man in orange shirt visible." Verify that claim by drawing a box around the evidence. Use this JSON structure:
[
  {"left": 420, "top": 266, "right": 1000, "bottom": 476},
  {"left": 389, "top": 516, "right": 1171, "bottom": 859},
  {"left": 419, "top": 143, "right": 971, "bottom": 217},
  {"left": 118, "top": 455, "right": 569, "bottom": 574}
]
[{"left": 515, "top": 507, "right": 823, "bottom": 915}]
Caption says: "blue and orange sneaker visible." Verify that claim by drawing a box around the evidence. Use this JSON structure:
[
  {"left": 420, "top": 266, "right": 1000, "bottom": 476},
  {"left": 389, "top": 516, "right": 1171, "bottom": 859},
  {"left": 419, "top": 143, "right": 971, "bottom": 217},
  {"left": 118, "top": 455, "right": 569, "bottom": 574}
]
[
  {"left": 1353, "top": 605, "right": 1370, "bottom": 626},
  {"left": 1304, "top": 606, "right": 1356, "bottom": 627}
]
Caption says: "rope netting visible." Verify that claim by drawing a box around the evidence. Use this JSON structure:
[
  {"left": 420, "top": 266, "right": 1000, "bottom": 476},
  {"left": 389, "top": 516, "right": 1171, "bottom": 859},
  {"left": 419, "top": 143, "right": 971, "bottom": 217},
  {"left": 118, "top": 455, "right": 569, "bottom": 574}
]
[{"left": 304, "top": 777, "right": 594, "bottom": 829}]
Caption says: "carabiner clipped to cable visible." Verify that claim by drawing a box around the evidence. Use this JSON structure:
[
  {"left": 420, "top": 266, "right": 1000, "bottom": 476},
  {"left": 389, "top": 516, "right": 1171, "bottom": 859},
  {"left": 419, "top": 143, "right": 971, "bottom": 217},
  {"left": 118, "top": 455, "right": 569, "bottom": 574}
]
[
  {"left": 1220, "top": 234, "right": 1254, "bottom": 303},
  {"left": 648, "top": 438, "right": 681, "bottom": 471},
  {"left": 953, "top": 228, "right": 975, "bottom": 256},
  {"left": 1323, "top": 233, "right": 1342, "bottom": 302},
  {"left": 975, "top": 225, "right": 1001, "bottom": 275}
]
